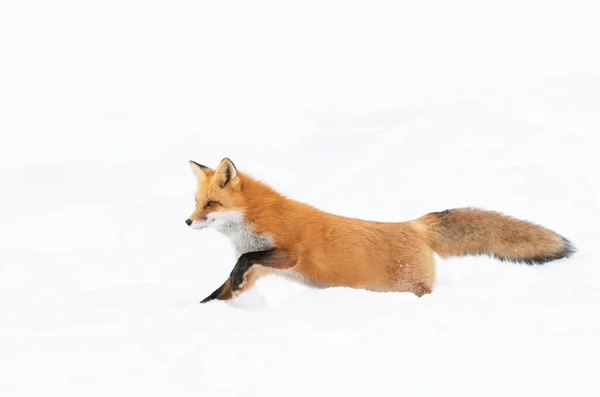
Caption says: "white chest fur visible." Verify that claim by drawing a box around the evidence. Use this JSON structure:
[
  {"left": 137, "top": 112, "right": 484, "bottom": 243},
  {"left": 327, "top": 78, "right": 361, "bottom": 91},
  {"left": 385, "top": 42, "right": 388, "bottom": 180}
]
[{"left": 208, "top": 210, "right": 275, "bottom": 256}]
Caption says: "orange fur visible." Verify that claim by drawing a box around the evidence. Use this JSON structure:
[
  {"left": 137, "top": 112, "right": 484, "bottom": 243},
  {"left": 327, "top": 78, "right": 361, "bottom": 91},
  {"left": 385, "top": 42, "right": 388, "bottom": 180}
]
[{"left": 187, "top": 159, "right": 575, "bottom": 299}]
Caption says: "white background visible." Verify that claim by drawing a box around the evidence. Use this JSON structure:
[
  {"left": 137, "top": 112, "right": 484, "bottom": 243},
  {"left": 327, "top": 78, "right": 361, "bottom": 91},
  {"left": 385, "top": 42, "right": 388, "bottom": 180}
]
[{"left": 1, "top": 1, "right": 599, "bottom": 396}]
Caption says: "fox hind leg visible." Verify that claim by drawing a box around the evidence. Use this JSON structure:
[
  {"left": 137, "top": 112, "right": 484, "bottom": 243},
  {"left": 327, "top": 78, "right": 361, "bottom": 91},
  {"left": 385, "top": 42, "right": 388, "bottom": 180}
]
[
  {"left": 387, "top": 245, "right": 435, "bottom": 298},
  {"left": 409, "top": 281, "right": 433, "bottom": 297}
]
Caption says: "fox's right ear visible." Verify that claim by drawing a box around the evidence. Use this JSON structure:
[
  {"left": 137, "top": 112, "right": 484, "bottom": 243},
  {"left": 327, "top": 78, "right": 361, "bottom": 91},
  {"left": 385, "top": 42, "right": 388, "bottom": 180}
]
[
  {"left": 189, "top": 160, "right": 211, "bottom": 180},
  {"left": 214, "top": 158, "right": 238, "bottom": 188}
]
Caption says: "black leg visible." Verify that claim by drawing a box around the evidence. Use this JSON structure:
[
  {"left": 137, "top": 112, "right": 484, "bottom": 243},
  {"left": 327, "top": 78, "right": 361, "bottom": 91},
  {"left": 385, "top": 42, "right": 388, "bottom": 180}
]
[
  {"left": 229, "top": 249, "right": 293, "bottom": 292},
  {"left": 200, "top": 278, "right": 232, "bottom": 303}
]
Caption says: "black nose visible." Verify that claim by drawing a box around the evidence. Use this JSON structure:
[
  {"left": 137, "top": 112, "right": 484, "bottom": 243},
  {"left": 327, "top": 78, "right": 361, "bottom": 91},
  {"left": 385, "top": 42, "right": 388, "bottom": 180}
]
[{"left": 185, "top": 219, "right": 192, "bottom": 226}]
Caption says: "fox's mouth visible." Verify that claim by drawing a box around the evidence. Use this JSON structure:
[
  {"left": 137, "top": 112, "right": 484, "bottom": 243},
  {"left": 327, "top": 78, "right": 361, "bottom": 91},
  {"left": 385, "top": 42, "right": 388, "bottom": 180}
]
[{"left": 190, "top": 219, "right": 212, "bottom": 230}]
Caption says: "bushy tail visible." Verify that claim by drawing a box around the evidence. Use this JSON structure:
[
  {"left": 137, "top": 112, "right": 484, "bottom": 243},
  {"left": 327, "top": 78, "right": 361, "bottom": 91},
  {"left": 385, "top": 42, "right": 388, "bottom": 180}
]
[{"left": 416, "top": 208, "right": 575, "bottom": 264}]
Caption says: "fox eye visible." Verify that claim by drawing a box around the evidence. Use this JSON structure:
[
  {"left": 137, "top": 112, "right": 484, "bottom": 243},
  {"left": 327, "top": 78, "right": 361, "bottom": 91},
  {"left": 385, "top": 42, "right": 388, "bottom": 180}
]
[{"left": 206, "top": 200, "right": 218, "bottom": 208}]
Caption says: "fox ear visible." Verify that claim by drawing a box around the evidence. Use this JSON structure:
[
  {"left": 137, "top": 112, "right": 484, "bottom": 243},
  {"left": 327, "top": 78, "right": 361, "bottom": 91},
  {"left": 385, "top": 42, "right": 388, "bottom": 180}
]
[
  {"left": 189, "top": 160, "right": 211, "bottom": 180},
  {"left": 214, "top": 158, "right": 238, "bottom": 188}
]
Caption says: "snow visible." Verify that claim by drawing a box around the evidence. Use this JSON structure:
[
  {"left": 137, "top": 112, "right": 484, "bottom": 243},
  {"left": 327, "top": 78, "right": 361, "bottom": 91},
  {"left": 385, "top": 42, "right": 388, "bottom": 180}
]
[{"left": 1, "top": 0, "right": 599, "bottom": 396}]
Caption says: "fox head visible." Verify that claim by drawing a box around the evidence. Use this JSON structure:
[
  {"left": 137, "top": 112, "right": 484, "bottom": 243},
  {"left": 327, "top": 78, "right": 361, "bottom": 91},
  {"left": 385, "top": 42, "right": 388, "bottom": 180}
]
[{"left": 185, "top": 158, "right": 247, "bottom": 231}]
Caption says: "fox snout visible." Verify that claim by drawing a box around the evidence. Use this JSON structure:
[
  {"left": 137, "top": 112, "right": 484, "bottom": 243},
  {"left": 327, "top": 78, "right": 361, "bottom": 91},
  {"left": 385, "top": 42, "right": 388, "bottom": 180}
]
[{"left": 186, "top": 216, "right": 210, "bottom": 230}]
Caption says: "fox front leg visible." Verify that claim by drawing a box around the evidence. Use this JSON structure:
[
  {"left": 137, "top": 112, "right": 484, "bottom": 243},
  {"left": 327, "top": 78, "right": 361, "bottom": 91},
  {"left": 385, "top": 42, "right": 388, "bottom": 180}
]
[
  {"left": 200, "top": 278, "right": 233, "bottom": 303},
  {"left": 200, "top": 249, "right": 293, "bottom": 303},
  {"left": 229, "top": 249, "right": 293, "bottom": 293}
]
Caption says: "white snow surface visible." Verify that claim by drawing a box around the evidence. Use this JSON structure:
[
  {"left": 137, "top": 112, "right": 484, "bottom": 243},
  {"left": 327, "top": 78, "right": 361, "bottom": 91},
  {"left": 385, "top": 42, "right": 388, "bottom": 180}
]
[{"left": 1, "top": 1, "right": 600, "bottom": 396}]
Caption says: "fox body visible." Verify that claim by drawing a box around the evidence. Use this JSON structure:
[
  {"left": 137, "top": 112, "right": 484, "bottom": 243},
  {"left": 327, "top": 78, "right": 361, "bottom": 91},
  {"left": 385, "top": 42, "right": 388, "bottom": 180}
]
[{"left": 186, "top": 158, "right": 575, "bottom": 302}]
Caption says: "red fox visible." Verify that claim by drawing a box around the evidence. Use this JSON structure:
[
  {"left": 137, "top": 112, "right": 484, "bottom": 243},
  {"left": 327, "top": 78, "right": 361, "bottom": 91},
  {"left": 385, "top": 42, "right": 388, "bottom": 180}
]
[{"left": 186, "top": 158, "right": 575, "bottom": 302}]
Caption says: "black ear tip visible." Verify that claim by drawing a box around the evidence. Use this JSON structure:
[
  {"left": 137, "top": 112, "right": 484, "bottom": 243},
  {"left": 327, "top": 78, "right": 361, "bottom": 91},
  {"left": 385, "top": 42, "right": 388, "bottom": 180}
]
[
  {"left": 222, "top": 157, "right": 236, "bottom": 169},
  {"left": 190, "top": 160, "right": 208, "bottom": 169}
]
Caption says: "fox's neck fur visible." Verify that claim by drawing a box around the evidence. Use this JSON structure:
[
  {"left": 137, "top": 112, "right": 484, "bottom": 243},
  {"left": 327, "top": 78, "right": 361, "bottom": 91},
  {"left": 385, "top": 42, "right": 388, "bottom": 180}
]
[
  {"left": 214, "top": 174, "right": 291, "bottom": 256},
  {"left": 214, "top": 210, "right": 275, "bottom": 256}
]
